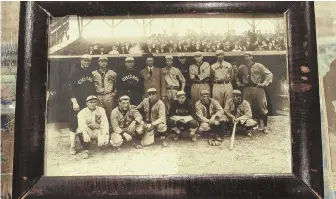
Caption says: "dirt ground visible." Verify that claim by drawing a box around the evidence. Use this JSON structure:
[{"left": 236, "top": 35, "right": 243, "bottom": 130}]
[
  {"left": 328, "top": 133, "right": 336, "bottom": 171},
  {"left": 44, "top": 116, "right": 291, "bottom": 176}
]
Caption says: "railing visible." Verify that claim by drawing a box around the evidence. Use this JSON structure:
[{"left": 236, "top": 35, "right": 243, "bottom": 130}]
[
  {"left": 49, "top": 51, "right": 286, "bottom": 59},
  {"left": 49, "top": 16, "right": 70, "bottom": 48}
]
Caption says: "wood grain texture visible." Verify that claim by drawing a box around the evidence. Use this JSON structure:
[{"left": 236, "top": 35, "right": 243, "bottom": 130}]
[
  {"left": 13, "top": 1, "right": 323, "bottom": 199},
  {"left": 37, "top": 1, "right": 294, "bottom": 17}
]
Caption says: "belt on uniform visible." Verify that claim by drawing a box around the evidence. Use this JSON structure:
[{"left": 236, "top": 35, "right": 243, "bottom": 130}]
[
  {"left": 194, "top": 81, "right": 210, "bottom": 84},
  {"left": 213, "top": 80, "right": 230, "bottom": 84},
  {"left": 166, "top": 86, "right": 179, "bottom": 90}
]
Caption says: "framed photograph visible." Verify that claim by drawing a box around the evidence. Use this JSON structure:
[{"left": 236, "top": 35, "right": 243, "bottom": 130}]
[
  {"left": 13, "top": 2, "right": 323, "bottom": 199},
  {"left": 315, "top": 1, "right": 336, "bottom": 197}
]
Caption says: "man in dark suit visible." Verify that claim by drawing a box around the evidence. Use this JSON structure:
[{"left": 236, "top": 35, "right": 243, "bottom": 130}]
[{"left": 140, "top": 54, "right": 166, "bottom": 99}]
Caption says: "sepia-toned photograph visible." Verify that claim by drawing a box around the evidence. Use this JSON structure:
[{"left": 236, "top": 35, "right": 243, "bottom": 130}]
[
  {"left": 315, "top": 1, "right": 336, "bottom": 191},
  {"left": 45, "top": 14, "right": 291, "bottom": 176}
]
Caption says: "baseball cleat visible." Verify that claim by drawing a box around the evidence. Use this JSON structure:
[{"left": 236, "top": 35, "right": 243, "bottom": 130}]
[
  {"left": 263, "top": 127, "right": 270, "bottom": 134},
  {"left": 83, "top": 150, "right": 90, "bottom": 159},
  {"left": 162, "top": 140, "right": 168, "bottom": 147},
  {"left": 69, "top": 147, "right": 76, "bottom": 155}
]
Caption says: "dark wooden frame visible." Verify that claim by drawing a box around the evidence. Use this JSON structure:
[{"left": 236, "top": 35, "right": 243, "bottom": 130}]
[{"left": 13, "top": 1, "right": 323, "bottom": 199}]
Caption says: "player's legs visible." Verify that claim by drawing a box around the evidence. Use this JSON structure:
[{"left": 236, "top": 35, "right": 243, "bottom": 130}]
[
  {"left": 156, "top": 123, "right": 168, "bottom": 147},
  {"left": 190, "top": 84, "right": 198, "bottom": 104},
  {"left": 103, "top": 93, "right": 115, "bottom": 117},
  {"left": 212, "top": 84, "right": 224, "bottom": 106},
  {"left": 69, "top": 108, "right": 79, "bottom": 155},
  {"left": 186, "top": 119, "right": 199, "bottom": 142},
  {"left": 223, "top": 83, "right": 233, "bottom": 107},
  {"left": 254, "top": 88, "right": 269, "bottom": 132},
  {"left": 243, "top": 87, "right": 253, "bottom": 109}
]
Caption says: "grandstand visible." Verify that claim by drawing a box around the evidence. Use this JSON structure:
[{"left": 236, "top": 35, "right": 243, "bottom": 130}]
[{"left": 49, "top": 15, "right": 286, "bottom": 56}]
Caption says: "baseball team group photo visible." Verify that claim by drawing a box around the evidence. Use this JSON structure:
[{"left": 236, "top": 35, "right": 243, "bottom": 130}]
[{"left": 45, "top": 14, "right": 291, "bottom": 176}]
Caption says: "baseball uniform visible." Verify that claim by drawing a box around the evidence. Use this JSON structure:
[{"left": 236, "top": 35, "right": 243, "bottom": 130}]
[
  {"left": 92, "top": 69, "right": 117, "bottom": 116},
  {"left": 236, "top": 62, "right": 273, "bottom": 119},
  {"left": 167, "top": 99, "right": 199, "bottom": 137},
  {"left": 210, "top": 60, "right": 234, "bottom": 108},
  {"left": 161, "top": 66, "right": 186, "bottom": 111},
  {"left": 68, "top": 64, "right": 96, "bottom": 132},
  {"left": 223, "top": 98, "right": 257, "bottom": 131},
  {"left": 195, "top": 97, "right": 226, "bottom": 135},
  {"left": 136, "top": 98, "right": 167, "bottom": 146},
  {"left": 77, "top": 106, "right": 110, "bottom": 150},
  {"left": 110, "top": 105, "right": 144, "bottom": 147},
  {"left": 116, "top": 67, "right": 144, "bottom": 106},
  {"left": 189, "top": 62, "right": 211, "bottom": 104},
  {"left": 175, "top": 59, "right": 191, "bottom": 98}
]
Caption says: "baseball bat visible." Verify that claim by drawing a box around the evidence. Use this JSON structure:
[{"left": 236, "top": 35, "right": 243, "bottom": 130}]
[{"left": 230, "top": 119, "right": 238, "bottom": 150}]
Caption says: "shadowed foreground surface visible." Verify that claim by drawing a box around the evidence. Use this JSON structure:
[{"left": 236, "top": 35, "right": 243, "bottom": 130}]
[{"left": 45, "top": 116, "right": 291, "bottom": 176}]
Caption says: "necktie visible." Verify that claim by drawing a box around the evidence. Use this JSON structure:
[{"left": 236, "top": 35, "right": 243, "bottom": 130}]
[{"left": 149, "top": 67, "right": 152, "bottom": 77}]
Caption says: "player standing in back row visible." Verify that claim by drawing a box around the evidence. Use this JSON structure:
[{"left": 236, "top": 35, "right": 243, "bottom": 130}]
[
  {"left": 236, "top": 52, "right": 273, "bottom": 133},
  {"left": 161, "top": 55, "right": 186, "bottom": 113},
  {"left": 92, "top": 56, "right": 117, "bottom": 118},
  {"left": 189, "top": 51, "right": 211, "bottom": 104},
  {"left": 68, "top": 54, "right": 96, "bottom": 155},
  {"left": 116, "top": 56, "right": 144, "bottom": 106},
  {"left": 210, "top": 50, "right": 234, "bottom": 108}
]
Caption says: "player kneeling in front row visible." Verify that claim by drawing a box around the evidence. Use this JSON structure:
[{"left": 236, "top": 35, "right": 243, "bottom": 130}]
[
  {"left": 167, "top": 91, "right": 199, "bottom": 142},
  {"left": 223, "top": 90, "right": 258, "bottom": 137},
  {"left": 136, "top": 88, "right": 168, "bottom": 147},
  {"left": 72, "top": 95, "right": 110, "bottom": 159},
  {"left": 195, "top": 90, "right": 226, "bottom": 146},
  {"left": 110, "top": 95, "right": 144, "bottom": 150}
]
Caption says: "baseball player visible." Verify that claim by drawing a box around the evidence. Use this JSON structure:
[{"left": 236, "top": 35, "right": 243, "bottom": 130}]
[
  {"left": 189, "top": 51, "right": 211, "bottom": 104},
  {"left": 74, "top": 95, "right": 109, "bottom": 159},
  {"left": 210, "top": 50, "right": 234, "bottom": 108},
  {"left": 140, "top": 53, "right": 166, "bottom": 99},
  {"left": 167, "top": 91, "right": 199, "bottom": 142},
  {"left": 236, "top": 52, "right": 273, "bottom": 133},
  {"left": 223, "top": 90, "right": 257, "bottom": 137},
  {"left": 109, "top": 95, "right": 145, "bottom": 149},
  {"left": 116, "top": 56, "right": 144, "bottom": 106},
  {"left": 68, "top": 54, "right": 96, "bottom": 155},
  {"left": 92, "top": 56, "right": 117, "bottom": 117},
  {"left": 176, "top": 53, "right": 191, "bottom": 99},
  {"left": 161, "top": 55, "right": 186, "bottom": 112},
  {"left": 195, "top": 90, "right": 226, "bottom": 144},
  {"left": 136, "top": 88, "right": 168, "bottom": 147}
]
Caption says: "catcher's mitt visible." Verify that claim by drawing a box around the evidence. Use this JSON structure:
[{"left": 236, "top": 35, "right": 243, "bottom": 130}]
[{"left": 208, "top": 139, "right": 221, "bottom": 146}]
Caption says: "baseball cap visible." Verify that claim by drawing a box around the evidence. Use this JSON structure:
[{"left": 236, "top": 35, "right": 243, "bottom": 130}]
[
  {"left": 178, "top": 53, "right": 186, "bottom": 58},
  {"left": 215, "top": 50, "right": 224, "bottom": 55},
  {"left": 200, "top": 90, "right": 210, "bottom": 96},
  {"left": 147, "top": 88, "right": 157, "bottom": 94},
  {"left": 125, "top": 56, "right": 134, "bottom": 62},
  {"left": 81, "top": 54, "right": 92, "bottom": 60},
  {"left": 232, "top": 90, "right": 242, "bottom": 95},
  {"left": 165, "top": 55, "right": 173, "bottom": 60},
  {"left": 119, "top": 95, "right": 130, "bottom": 101},
  {"left": 194, "top": 51, "right": 202, "bottom": 57},
  {"left": 244, "top": 51, "right": 253, "bottom": 56},
  {"left": 176, "top": 91, "right": 186, "bottom": 97},
  {"left": 86, "top": 95, "right": 98, "bottom": 102},
  {"left": 98, "top": 56, "right": 108, "bottom": 61}
]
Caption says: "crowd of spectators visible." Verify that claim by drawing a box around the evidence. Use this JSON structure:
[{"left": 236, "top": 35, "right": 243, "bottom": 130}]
[{"left": 59, "top": 30, "right": 286, "bottom": 55}]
